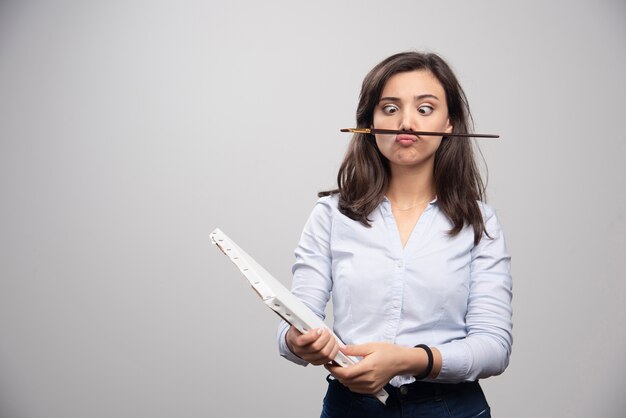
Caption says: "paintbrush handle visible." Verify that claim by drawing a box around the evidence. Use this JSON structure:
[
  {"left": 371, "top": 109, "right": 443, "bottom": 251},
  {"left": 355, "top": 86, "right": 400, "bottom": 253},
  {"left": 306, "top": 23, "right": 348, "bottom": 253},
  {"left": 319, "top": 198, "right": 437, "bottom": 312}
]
[{"left": 340, "top": 128, "right": 499, "bottom": 139}]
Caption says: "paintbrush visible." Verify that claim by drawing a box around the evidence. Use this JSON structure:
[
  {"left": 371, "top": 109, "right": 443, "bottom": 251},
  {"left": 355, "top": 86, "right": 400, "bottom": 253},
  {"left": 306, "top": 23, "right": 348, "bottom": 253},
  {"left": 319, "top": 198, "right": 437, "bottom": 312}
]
[{"left": 340, "top": 128, "right": 499, "bottom": 138}]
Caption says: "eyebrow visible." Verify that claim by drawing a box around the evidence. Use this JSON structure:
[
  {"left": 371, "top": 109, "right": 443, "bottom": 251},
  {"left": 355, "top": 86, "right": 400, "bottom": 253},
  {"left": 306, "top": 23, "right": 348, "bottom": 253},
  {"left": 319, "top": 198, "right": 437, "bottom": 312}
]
[{"left": 379, "top": 94, "right": 441, "bottom": 102}]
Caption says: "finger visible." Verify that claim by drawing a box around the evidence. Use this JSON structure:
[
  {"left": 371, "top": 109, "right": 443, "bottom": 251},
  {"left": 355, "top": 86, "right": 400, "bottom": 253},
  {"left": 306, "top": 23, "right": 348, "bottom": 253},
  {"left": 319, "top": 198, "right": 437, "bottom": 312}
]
[
  {"left": 340, "top": 343, "right": 375, "bottom": 357},
  {"left": 296, "top": 328, "right": 327, "bottom": 346},
  {"left": 295, "top": 336, "right": 340, "bottom": 365},
  {"left": 326, "top": 372, "right": 381, "bottom": 395},
  {"left": 298, "top": 336, "right": 333, "bottom": 362},
  {"left": 333, "top": 369, "right": 385, "bottom": 393},
  {"left": 328, "top": 339, "right": 341, "bottom": 361},
  {"left": 307, "top": 355, "right": 333, "bottom": 366},
  {"left": 307, "top": 347, "right": 340, "bottom": 365},
  {"left": 308, "top": 336, "right": 340, "bottom": 365},
  {"left": 324, "top": 362, "right": 363, "bottom": 381},
  {"left": 324, "top": 363, "right": 345, "bottom": 379}
]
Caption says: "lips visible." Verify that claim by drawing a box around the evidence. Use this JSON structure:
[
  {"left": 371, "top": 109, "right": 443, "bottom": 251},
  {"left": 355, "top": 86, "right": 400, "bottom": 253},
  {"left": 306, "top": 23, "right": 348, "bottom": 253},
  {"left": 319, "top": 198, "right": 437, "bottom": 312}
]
[{"left": 395, "top": 134, "right": 418, "bottom": 145}]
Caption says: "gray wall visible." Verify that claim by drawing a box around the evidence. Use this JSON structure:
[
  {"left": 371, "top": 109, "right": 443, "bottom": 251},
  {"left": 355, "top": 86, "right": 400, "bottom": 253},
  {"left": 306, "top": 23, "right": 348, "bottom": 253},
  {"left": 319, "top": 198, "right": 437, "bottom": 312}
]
[{"left": 1, "top": 0, "right": 624, "bottom": 417}]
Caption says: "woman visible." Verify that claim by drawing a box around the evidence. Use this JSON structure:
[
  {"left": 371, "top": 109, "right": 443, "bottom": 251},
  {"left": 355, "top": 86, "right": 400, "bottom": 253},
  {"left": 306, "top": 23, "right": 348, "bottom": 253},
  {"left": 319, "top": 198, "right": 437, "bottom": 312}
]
[{"left": 277, "top": 51, "right": 512, "bottom": 417}]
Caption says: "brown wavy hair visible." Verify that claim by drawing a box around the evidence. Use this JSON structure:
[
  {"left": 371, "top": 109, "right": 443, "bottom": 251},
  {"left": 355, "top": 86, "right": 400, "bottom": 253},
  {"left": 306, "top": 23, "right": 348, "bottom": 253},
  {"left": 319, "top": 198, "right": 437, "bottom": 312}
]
[{"left": 320, "top": 51, "right": 488, "bottom": 245}]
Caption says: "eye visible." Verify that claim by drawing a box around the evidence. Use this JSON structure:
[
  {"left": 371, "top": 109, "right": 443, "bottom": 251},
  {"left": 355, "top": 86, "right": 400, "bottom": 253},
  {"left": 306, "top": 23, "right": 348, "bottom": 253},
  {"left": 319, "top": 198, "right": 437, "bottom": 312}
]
[
  {"left": 382, "top": 104, "right": 399, "bottom": 115},
  {"left": 418, "top": 105, "right": 434, "bottom": 115}
]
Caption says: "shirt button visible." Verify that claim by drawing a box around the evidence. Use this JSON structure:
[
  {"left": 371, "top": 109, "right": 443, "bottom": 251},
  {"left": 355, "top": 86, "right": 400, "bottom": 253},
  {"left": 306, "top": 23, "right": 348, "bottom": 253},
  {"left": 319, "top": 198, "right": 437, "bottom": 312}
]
[
  {"left": 395, "top": 260, "right": 403, "bottom": 268},
  {"left": 392, "top": 300, "right": 400, "bottom": 308},
  {"left": 400, "top": 386, "right": 408, "bottom": 395}
]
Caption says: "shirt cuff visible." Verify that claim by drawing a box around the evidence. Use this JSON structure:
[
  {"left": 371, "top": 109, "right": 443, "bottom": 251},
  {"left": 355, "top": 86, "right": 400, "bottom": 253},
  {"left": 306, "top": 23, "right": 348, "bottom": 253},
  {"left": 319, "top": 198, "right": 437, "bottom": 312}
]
[{"left": 434, "top": 340, "right": 471, "bottom": 382}]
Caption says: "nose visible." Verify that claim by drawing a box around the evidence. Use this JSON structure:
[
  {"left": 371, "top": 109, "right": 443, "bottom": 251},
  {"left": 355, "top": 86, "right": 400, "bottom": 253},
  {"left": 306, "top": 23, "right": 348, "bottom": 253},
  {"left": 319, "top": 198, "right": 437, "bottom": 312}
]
[{"left": 399, "top": 108, "right": 419, "bottom": 131}]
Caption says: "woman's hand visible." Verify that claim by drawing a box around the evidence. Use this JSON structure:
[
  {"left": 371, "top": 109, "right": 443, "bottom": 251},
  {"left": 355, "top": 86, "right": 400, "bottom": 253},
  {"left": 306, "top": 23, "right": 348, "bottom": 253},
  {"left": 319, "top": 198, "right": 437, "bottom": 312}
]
[
  {"left": 285, "top": 326, "right": 340, "bottom": 366},
  {"left": 324, "top": 343, "right": 422, "bottom": 395}
]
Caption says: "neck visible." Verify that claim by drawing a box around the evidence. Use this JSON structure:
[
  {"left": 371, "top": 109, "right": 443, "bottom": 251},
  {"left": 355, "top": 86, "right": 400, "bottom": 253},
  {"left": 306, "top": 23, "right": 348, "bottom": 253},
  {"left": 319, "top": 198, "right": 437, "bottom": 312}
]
[{"left": 387, "top": 162, "right": 436, "bottom": 208}]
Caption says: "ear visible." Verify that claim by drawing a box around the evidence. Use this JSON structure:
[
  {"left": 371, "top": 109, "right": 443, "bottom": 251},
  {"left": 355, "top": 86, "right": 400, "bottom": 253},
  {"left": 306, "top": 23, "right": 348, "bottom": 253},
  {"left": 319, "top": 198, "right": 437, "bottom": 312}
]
[{"left": 444, "top": 118, "right": 453, "bottom": 134}]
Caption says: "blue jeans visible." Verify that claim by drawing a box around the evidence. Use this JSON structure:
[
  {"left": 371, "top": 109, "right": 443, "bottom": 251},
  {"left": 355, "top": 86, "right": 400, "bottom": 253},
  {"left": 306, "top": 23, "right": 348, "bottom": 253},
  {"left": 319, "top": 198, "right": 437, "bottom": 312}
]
[{"left": 320, "top": 376, "right": 490, "bottom": 418}]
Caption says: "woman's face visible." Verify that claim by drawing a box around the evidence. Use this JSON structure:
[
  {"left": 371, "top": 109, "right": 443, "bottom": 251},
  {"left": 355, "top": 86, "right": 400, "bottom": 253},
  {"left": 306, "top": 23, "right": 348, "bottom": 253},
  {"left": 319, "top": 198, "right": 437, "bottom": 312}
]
[{"left": 372, "top": 70, "right": 452, "bottom": 170}]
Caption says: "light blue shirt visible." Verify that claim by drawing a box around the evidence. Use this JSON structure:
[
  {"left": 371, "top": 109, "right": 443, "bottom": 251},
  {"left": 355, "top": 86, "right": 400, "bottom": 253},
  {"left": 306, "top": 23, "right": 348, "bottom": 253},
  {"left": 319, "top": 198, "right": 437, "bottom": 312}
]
[{"left": 278, "top": 194, "right": 512, "bottom": 387}]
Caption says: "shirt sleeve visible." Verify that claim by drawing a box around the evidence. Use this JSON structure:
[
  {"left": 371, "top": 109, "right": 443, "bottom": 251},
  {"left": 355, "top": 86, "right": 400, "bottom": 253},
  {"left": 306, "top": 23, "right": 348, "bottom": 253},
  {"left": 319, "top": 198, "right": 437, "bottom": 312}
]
[
  {"left": 434, "top": 205, "right": 513, "bottom": 382},
  {"left": 277, "top": 197, "right": 334, "bottom": 365}
]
